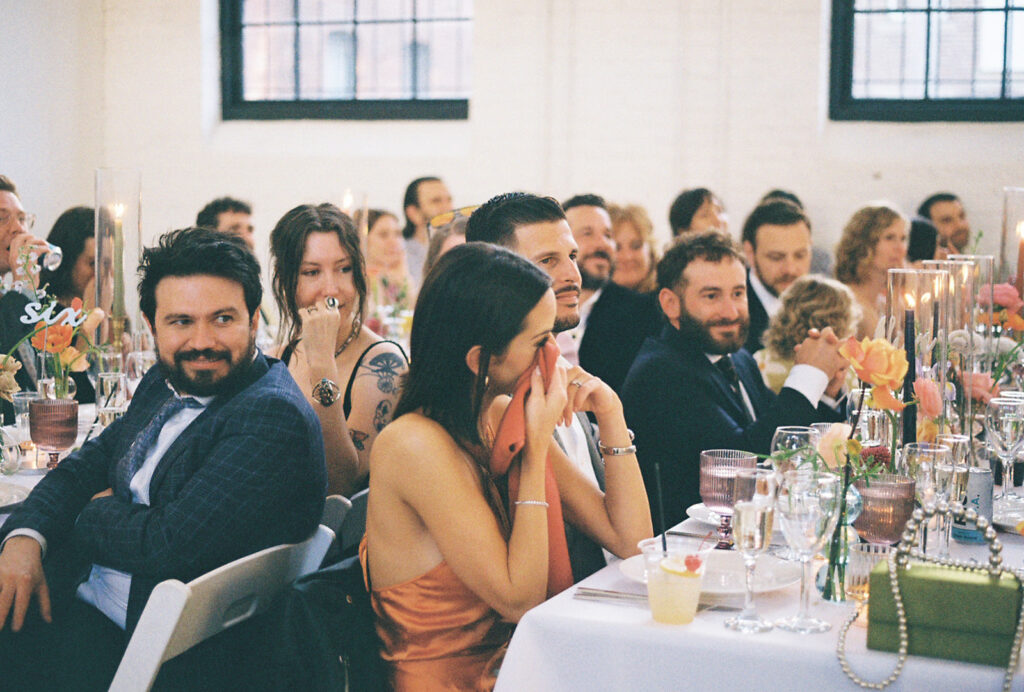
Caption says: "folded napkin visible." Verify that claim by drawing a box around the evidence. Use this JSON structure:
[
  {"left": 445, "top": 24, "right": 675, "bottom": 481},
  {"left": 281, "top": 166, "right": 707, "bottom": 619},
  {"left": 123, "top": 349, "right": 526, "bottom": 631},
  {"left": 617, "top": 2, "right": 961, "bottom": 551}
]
[{"left": 489, "top": 339, "right": 573, "bottom": 598}]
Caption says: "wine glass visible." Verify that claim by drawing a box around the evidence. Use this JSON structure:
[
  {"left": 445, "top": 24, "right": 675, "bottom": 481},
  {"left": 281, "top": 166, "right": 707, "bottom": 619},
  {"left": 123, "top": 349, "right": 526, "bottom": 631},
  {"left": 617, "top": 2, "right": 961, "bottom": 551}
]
[
  {"left": 29, "top": 399, "right": 79, "bottom": 470},
  {"left": 984, "top": 397, "right": 1024, "bottom": 505},
  {"left": 775, "top": 470, "right": 841, "bottom": 634},
  {"left": 125, "top": 350, "right": 157, "bottom": 397},
  {"left": 699, "top": 449, "right": 757, "bottom": 549},
  {"left": 770, "top": 426, "right": 821, "bottom": 473},
  {"left": 97, "top": 372, "right": 129, "bottom": 427},
  {"left": 725, "top": 468, "right": 778, "bottom": 634},
  {"left": 934, "top": 433, "right": 970, "bottom": 558}
]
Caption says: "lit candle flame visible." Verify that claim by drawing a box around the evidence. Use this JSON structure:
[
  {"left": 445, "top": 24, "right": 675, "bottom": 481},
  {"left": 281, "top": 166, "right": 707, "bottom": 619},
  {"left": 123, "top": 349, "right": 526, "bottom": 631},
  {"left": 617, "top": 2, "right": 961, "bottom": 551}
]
[
  {"left": 1017, "top": 220, "right": 1024, "bottom": 240},
  {"left": 341, "top": 189, "right": 354, "bottom": 214},
  {"left": 113, "top": 203, "right": 125, "bottom": 220},
  {"left": 904, "top": 292, "right": 916, "bottom": 310}
]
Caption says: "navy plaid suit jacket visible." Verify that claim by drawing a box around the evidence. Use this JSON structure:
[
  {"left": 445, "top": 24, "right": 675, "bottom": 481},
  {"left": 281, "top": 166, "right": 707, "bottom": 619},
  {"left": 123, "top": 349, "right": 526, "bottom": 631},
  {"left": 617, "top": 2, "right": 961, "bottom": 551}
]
[
  {"left": 621, "top": 324, "right": 841, "bottom": 529},
  {"left": 0, "top": 352, "right": 327, "bottom": 632}
]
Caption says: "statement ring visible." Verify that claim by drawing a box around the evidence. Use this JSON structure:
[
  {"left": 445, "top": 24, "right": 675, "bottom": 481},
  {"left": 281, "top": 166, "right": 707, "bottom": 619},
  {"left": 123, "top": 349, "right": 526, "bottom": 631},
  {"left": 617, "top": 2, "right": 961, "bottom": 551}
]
[{"left": 325, "top": 296, "right": 339, "bottom": 310}]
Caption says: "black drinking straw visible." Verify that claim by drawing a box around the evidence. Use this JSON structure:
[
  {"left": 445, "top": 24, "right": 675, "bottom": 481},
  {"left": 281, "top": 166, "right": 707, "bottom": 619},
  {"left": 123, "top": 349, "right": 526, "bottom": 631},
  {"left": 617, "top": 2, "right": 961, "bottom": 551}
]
[{"left": 653, "top": 461, "right": 668, "bottom": 551}]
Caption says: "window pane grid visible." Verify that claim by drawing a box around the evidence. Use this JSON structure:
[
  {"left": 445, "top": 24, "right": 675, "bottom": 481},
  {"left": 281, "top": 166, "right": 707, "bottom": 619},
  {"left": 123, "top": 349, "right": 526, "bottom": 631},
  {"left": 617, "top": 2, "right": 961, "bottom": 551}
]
[{"left": 228, "top": 0, "right": 472, "bottom": 116}]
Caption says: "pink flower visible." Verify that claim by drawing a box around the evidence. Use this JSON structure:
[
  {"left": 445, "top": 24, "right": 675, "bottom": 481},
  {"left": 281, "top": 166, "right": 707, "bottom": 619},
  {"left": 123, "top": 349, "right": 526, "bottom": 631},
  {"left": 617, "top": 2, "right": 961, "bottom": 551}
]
[
  {"left": 913, "top": 378, "right": 942, "bottom": 419},
  {"left": 962, "top": 372, "right": 999, "bottom": 404},
  {"left": 979, "top": 283, "right": 1024, "bottom": 314}
]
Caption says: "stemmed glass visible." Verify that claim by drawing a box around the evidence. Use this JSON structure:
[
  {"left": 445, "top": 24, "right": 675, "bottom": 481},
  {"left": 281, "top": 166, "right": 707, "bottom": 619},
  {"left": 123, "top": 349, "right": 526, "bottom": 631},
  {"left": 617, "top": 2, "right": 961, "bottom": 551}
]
[
  {"left": 770, "top": 426, "right": 821, "bottom": 473},
  {"left": 775, "top": 470, "right": 841, "bottom": 634},
  {"left": 984, "top": 397, "right": 1024, "bottom": 505},
  {"left": 725, "top": 468, "right": 778, "bottom": 634},
  {"left": 125, "top": 349, "right": 157, "bottom": 397},
  {"left": 934, "top": 433, "right": 970, "bottom": 558},
  {"left": 699, "top": 449, "right": 757, "bottom": 549}
]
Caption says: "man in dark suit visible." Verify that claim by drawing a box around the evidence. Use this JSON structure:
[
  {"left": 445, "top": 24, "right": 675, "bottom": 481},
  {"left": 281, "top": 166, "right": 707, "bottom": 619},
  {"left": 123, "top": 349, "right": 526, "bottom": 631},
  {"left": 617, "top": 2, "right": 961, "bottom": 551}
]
[
  {"left": 0, "top": 227, "right": 326, "bottom": 689},
  {"left": 741, "top": 200, "right": 813, "bottom": 354},
  {"left": 558, "top": 194, "right": 662, "bottom": 394},
  {"left": 622, "top": 231, "right": 846, "bottom": 528}
]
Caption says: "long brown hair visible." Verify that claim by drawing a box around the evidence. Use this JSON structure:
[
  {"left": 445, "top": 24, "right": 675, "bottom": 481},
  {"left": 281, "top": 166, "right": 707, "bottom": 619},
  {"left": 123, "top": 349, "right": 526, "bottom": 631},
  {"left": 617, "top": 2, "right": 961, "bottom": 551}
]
[{"left": 270, "top": 203, "right": 368, "bottom": 345}]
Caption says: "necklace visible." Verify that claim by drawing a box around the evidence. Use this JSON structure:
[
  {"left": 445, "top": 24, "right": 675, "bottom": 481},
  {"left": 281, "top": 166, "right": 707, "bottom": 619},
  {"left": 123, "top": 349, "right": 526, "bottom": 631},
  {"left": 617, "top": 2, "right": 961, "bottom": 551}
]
[{"left": 335, "top": 319, "right": 361, "bottom": 357}]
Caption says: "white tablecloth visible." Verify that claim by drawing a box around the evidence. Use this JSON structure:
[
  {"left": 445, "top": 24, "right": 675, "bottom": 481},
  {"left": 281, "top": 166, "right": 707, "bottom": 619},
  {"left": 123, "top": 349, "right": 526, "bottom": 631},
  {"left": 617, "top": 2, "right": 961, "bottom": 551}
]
[{"left": 496, "top": 519, "right": 1024, "bottom": 692}]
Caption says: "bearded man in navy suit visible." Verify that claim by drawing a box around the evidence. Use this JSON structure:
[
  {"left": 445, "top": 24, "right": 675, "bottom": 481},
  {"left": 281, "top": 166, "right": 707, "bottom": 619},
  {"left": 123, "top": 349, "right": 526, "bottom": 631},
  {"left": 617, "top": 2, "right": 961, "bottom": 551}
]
[
  {"left": 621, "top": 231, "right": 847, "bottom": 528},
  {"left": 0, "top": 227, "right": 326, "bottom": 689}
]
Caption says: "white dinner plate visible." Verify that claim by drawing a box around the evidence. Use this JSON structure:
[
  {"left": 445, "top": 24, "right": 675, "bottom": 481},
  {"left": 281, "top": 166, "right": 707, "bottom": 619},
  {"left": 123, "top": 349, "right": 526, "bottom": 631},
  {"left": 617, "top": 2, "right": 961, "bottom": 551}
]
[
  {"left": 993, "top": 506, "right": 1024, "bottom": 533},
  {"left": 685, "top": 503, "right": 722, "bottom": 527},
  {"left": 618, "top": 550, "right": 801, "bottom": 595},
  {"left": 0, "top": 481, "right": 29, "bottom": 511}
]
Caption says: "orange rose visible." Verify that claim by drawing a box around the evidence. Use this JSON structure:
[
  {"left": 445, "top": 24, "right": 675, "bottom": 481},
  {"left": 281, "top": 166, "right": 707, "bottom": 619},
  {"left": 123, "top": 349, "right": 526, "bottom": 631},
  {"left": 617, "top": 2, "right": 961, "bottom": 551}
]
[
  {"left": 70, "top": 296, "right": 83, "bottom": 313},
  {"left": 1005, "top": 313, "right": 1024, "bottom": 332},
  {"left": 59, "top": 346, "right": 90, "bottom": 372},
  {"left": 913, "top": 378, "right": 942, "bottom": 419},
  {"left": 30, "top": 322, "right": 73, "bottom": 353},
  {"left": 869, "top": 385, "right": 906, "bottom": 412},
  {"left": 839, "top": 337, "right": 909, "bottom": 390}
]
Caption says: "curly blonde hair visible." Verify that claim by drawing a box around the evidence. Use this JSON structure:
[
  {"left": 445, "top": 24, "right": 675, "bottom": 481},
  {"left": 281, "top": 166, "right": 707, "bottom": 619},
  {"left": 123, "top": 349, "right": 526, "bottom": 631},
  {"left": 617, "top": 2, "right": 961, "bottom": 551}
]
[
  {"left": 762, "top": 275, "right": 861, "bottom": 358},
  {"left": 834, "top": 204, "right": 905, "bottom": 284},
  {"left": 609, "top": 203, "right": 659, "bottom": 293}
]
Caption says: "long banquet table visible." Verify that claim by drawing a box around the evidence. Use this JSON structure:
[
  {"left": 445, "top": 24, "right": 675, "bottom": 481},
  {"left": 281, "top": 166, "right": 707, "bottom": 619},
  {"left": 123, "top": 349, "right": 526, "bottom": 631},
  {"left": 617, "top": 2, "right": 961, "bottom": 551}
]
[{"left": 496, "top": 517, "right": 1024, "bottom": 691}]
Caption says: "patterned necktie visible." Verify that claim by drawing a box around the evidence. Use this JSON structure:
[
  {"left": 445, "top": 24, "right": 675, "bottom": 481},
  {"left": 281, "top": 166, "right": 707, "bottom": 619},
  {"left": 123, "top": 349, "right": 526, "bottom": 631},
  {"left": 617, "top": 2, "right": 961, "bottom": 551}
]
[
  {"left": 119, "top": 394, "right": 203, "bottom": 488},
  {"left": 716, "top": 355, "right": 751, "bottom": 423}
]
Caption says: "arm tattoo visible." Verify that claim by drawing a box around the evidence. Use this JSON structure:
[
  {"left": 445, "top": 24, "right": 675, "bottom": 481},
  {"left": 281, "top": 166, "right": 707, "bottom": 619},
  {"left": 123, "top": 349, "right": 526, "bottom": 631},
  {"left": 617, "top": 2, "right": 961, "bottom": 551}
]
[
  {"left": 349, "top": 429, "right": 368, "bottom": 451},
  {"left": 373, "top": 399, "right": 394, "bottom": 432},
  {"left": 359, "top": 352, "right": 406, "bottom": 395}
]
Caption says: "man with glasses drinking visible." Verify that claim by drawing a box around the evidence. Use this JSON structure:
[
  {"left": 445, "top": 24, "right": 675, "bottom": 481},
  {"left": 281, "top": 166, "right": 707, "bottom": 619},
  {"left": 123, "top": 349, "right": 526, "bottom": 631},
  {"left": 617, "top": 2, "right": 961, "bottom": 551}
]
[{"left": 0, "top": 175, "right": 56, "bottom": 421}]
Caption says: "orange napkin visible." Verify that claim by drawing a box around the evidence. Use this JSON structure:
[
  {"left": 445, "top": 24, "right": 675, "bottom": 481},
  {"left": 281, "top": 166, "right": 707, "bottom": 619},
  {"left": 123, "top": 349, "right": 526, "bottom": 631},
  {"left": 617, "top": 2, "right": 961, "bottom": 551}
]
[{"left": 489, "top": 339, "right": 574, "bottom": 597}]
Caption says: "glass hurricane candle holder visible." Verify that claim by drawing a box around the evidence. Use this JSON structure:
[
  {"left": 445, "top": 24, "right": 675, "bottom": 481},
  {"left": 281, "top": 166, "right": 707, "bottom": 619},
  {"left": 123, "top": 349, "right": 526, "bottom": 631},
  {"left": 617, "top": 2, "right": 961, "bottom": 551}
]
[{"left": 998, "top": 187, "right": 1024, "bottom": 289}]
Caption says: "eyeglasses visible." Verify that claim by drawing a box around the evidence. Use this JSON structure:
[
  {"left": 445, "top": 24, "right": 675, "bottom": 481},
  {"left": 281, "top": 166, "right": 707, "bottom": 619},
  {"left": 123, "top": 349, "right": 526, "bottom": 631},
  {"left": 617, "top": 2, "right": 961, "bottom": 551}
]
[
  {"left": 0, "top": 212, "right": 35, "bottom": 230},
  {"left": 429, "top": 205, "right": 480, "bottom": 230}
]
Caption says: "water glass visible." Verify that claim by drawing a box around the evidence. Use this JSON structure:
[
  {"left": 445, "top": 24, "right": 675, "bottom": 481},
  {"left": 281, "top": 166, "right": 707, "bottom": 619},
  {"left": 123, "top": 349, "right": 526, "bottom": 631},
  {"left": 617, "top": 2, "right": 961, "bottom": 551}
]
[
  {"left": 985, "top": 397, "right": 1024, "bottom": 505},
  {"left": 125, "top": 350, "right": 157, "bottom": 396},
  {"left": 934, "top": 433, "right": 970, "bottom": 558},
  {"left": 12, "top": 391, "right": 39, "bottom": 444},
  {"left": 97, "top": 372, "right": 129, "bottom": 426},
  {"left": 775, "top": 470, "right": 841, "bottom": 634},
  {"left": 699, "top": 449, "right": 757, "bottom": 549},
  {"left": 725, "top": 469, "right": 778, "bottom": 634},
  {"left": 770, "top": 426, "right": 821, "bottom": 473},
  {"left": 0, "top": 427, "right": 22, "bottom": 475},
  {"left": 847, "top": 543, "right": 892, "bottom": 625}
]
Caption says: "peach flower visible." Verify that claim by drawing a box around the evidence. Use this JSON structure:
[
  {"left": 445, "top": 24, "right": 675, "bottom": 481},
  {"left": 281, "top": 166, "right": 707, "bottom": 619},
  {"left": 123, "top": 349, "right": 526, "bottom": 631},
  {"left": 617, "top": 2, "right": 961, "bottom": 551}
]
[
  {"left": 869, "top": 385, "right": 906, "bottom": 412},
  {"left": 816, "top": 423, "right": 853, "bottom": 470},
  {"left": 913, "top": 378, "right": 942, "bottom": 419},
  {"left": 979, "top": 283, "right": 1024, "bottom": 313},
  {"left": 59, "top": 346, "right": 90, "bottom": 372},
  {"left": 80, "top": 307, "right": 105, "bottom": 334},
  {"left": 30, "top": 322, "right": 73, "bottom": 353},
  {"left": 839, "top": 337, "right": 908, "bottom": 390},
  {"left": 962, "top": 372, "right": 999, "bottom": 404}
]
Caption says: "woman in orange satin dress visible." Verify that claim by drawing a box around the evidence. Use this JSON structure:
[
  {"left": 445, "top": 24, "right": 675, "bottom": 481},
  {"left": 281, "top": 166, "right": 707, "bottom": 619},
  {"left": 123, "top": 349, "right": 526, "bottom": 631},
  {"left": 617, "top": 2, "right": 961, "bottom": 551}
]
[{"left": 362, "top": 243, "right": 651, "bottom": 691}]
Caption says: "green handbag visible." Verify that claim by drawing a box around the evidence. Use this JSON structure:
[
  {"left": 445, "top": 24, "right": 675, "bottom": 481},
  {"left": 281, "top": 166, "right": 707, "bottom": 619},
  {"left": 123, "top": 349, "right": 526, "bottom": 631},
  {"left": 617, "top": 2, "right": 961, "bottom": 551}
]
[{"left": 837, "top": 503, "right": 1024, "bottom": 691}]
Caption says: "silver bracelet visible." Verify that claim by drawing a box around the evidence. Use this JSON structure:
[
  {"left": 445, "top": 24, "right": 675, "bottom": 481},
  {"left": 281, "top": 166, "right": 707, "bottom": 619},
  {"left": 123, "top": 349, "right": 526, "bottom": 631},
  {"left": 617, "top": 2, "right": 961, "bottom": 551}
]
[
  {"left": 514, "top": 500, "right": 549, "bottom": 508},
  {"left": 598, "top": 428, "right": 636, "bottom": 456}
]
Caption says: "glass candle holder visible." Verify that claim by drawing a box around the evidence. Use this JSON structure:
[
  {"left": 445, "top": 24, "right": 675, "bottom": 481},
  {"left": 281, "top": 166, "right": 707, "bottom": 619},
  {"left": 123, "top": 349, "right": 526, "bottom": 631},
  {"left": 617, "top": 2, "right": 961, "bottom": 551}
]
[
  {"left": 885, "top": 268, "right": 949, "bottom": 445},
  {"left": 998, "top": 187, "right": 1024, "bottom": 289}
]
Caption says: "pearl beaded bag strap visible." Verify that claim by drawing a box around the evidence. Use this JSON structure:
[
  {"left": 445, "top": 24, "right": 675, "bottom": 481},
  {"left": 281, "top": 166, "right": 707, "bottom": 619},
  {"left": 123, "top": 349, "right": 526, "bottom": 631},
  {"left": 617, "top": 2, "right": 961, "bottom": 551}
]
[{"left": 837, "top": 502, "right": 1024, "bottom": 692}]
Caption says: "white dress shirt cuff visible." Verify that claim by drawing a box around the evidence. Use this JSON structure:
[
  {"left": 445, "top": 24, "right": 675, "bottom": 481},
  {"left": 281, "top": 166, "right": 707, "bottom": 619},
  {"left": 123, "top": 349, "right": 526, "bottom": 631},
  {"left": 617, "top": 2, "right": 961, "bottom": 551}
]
[
  {"left": 783, "top": 364, "right": 829, "bottom": 409},
  {"left": 1, "top": 529, "right": 47, "bottom": 558}
]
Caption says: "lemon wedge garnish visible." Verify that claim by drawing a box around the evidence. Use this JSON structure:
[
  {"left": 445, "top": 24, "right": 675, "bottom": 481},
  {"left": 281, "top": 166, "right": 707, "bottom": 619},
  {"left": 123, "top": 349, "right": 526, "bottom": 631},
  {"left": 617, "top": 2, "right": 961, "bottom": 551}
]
[{"left": 660, "top": 556, "right": 699, "bottom": 577}]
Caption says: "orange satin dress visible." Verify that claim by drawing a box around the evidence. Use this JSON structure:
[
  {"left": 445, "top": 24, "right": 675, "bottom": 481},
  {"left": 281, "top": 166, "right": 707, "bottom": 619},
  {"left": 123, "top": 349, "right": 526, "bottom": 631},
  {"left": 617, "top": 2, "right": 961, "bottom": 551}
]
[{"left": 361, "top": 539, "right": 514, "bottom": 691}]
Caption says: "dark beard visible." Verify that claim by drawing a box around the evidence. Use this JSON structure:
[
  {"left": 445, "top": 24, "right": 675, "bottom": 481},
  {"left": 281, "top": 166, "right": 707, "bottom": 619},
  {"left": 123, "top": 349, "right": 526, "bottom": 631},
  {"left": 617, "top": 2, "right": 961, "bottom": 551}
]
[
  {"left": 159, "top": 335, "right": 256, "bottom": 397},
  {"left": 676, "top": 309, "right": 748, "bottom": 356},
  {"left": 553, "top": 313, "right": 581, "bottom": 333}
]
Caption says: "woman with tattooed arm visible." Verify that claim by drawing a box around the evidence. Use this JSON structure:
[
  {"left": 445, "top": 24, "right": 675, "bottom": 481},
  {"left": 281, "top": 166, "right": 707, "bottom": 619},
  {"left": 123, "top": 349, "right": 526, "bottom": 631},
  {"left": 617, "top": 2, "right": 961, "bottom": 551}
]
[{"left": 271, "top": 203, "right": 408, "bottom": 496}]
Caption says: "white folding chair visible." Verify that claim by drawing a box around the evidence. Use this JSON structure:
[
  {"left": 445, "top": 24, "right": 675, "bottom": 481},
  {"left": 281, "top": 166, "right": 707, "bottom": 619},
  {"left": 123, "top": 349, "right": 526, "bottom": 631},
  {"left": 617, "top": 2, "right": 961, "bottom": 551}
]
[
  {"left": 108, "top": 524, "right": 335, "bottom": 692},
  {"left": 339, "top": 488, "right": 368, "bottom": 555},
  {"left": 320, "top": 494, "right": 352, "bottom": 537}
]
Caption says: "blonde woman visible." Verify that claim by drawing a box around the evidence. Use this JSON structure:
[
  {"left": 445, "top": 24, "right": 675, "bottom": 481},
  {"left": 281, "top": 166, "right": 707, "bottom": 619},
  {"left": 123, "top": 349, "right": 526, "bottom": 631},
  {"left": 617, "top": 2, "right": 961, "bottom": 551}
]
[
  {"left": 753, "top": 275, "right": 862, "bottom": 393},
  {"left": 609, "top": 203, "right": 659, "bottom": 294},
  {"left": 834, "top": 204, "right": 908, "bottom": 338}
]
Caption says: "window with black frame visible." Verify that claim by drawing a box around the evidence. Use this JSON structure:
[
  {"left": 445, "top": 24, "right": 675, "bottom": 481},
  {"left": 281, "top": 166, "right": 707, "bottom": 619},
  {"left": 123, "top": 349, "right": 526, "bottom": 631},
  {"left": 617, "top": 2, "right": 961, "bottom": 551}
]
[
  {"left": 221, "top": 0, "right": 472, "bottom": 120},
  {"left": 830, "top": 1, "right": 1024, "bottom": 122}
]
